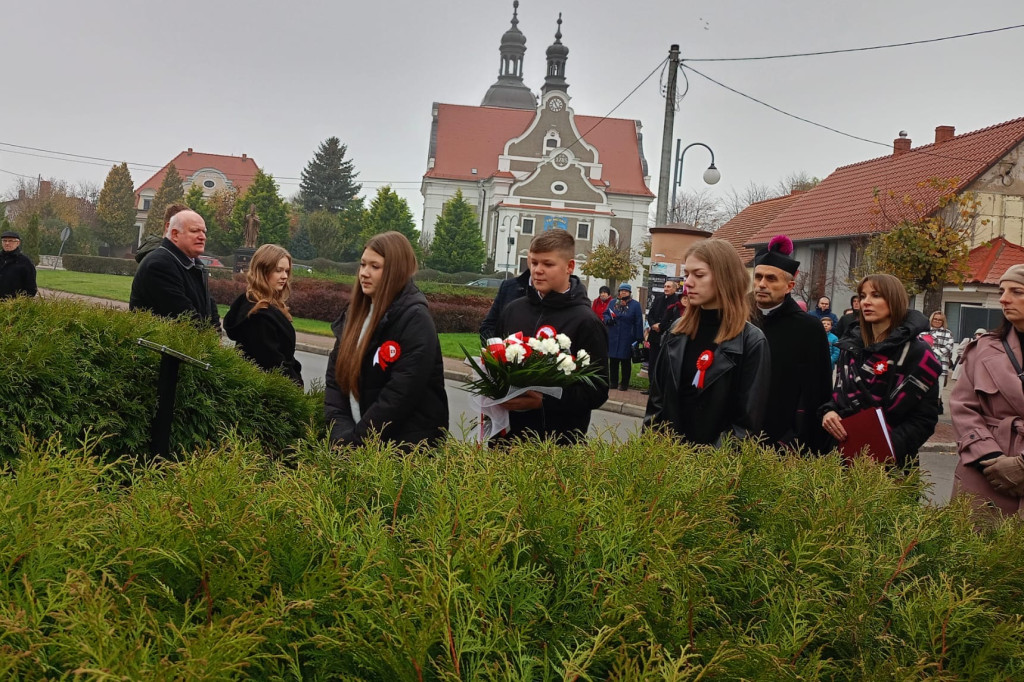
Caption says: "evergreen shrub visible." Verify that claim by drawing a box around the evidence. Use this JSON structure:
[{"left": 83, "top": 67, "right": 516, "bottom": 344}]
[
  {"left": 0, "top": 298, "right": 321, "bottom": 462},
  {"left": 1, "top": 431, "right": 1023, "bottom": 679},
  {"left": 62, "top": 254, "right": 139, "bottom": 276}
]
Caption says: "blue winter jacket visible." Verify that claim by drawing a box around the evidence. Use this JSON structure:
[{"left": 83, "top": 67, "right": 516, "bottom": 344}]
[{"left": 603, "top": 296, "right": 644, "bottom": 359}]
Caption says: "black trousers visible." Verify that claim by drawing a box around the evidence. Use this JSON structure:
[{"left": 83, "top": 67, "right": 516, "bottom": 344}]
[{"left": 609, "top": 357, "right": 632, "bottom": 389}]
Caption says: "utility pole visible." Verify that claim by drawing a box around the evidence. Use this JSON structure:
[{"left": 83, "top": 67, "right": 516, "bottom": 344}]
[{"left": 654, "top": 44, "right": 680, "bottom": 227}]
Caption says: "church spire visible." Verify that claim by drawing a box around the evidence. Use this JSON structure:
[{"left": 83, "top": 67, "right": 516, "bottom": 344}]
[
  {"left": 542, "top": 13, "right": 569, "bottom": 95},
  {"left": 481, "top": 1, "right": 537, "bottom": 109}
]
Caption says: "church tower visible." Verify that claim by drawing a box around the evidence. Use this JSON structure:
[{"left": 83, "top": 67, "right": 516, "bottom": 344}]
[
  {"left": 481, "top": 1, "right": 537, "bottom": 110},
  {"left": 541, "top": 13, "right": 569, "bottom": 95}
]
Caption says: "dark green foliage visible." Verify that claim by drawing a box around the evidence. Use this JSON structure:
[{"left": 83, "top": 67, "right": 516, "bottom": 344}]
[
  {"left": 230, "top": 169, "right": 290, "bottom": 247},
  {"left": 337, "top": 196, "right": 367, "bottom": 260},
  {"left": 2, "top": 431, "right": 1024, "bottom": 678},
  {"left": 62, "top": 254, "right": 138, "bottom": 276},
  {"left": 22, "top": 214, "right": 41, "bottom": 264},
  {"left": 289, "top": 227, "right": 316, "bottom": 260},
  {"left": 360, "top": 186, "right": 420, "bottom": 256},
  {"left": 143, "top": 163, "right": 185, "bottom": 237},
  {"left": 0, "top": 298, "right": 321, "bottom": 462},
  {"left": 426, "top": 189, "right": 486, "bottom": 273},
  {"left": 95, "top": 162, "right": 137, "bottom": 248},
  {"left": 298, "top": 136, "right": 361, "bottom": 213}
]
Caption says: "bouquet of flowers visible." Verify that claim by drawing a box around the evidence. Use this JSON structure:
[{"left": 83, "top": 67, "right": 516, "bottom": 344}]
[{"left": 461, "top": 329, "right": 604, "bottom": 439}]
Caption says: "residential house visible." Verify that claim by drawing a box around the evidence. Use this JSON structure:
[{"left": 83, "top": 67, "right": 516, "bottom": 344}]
[
  {"left": 940, "top": 237, "right": 1024, "bottom": 339},
  {"left": 745, "top": 118, "right": 1024, "bottom": 310},
  {"left": 421, "top": 7, "right": 655, "bottom": 296},
  {"left": 134, "top": 148, "right": 259, "bottom": 243},
  {"left": 715, "top": 190, "right": 807, "bottom": 266}
]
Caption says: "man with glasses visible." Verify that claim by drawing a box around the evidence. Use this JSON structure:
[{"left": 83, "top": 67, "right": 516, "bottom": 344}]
[{"left": 0, "top": 230, "right": 37, "bottom": 299}]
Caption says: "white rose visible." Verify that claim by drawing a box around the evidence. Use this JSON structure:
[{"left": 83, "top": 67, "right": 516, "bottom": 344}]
[
  {"left": 556, "top": 353, "right": 577, "bottom": 375},
  {"left": 556, "top": 333, "right": 572, "bottom": 350},
  {"left": 540, "top": 338, "right": 560, "bottom": 355},
  {"left": 505, "top": 343, "right": 526, "bottom": 364},
  {"left": 576, "top": 349, "right": 591, "bottom": 367}
]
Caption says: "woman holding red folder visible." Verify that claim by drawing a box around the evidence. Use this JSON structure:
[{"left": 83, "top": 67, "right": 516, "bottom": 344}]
[{"left": 820, "top": 274, "right": 941, "bottom": 469}]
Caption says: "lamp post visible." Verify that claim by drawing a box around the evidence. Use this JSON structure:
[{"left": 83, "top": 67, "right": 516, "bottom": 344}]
[
  {"left": 501, "top": 214, "right": 520, "bottom": 279},
  {"left": 671, "top": 140, "right": 721, "bottom": 222}
]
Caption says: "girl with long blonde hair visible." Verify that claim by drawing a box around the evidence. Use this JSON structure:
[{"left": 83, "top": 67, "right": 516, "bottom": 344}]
[
  {"left": 224, "top": 243, "right": 303, "bottom": 386},
  {"left": 645, "top": 239, "right": 770, "bottom": 444}
]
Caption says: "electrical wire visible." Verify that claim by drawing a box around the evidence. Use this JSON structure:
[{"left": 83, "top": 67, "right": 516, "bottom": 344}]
[
  {"left": 683, "top": 23, "right": 1024, "bottom": 62},
  {"left": 680, "top": 63, "right": 1000, "bottom": 166}
]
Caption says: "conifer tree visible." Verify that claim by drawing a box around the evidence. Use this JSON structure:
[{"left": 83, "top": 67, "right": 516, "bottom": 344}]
[
  {"left": 426, "top": 190, "right": 486, "bottom": 272},
  {"left": 24, "top": 214, "right": 41, "bottom": 264},
  {"left": 95, "top": 163, "right": 137, "bottom": 248},
  {"left": 230, "top": 169, "right": 290, "bottom": 247},
  {"left": 337, "top": 197, "right": 367, "bottom": 260},
  {"left": 298, "top": 137, "right": 361, "bottom": 213},
  {"left": 360, "top": 187, "right": 420, "bottom": 257},
  {"left": 143, "top": 163, "right": 184, "bottom": 236},
  {"left": 289, "top": 228, "right": 316, "bottom": 260},
  {"left": 302, "top": 210, "right": 342, "bottom": 261}
]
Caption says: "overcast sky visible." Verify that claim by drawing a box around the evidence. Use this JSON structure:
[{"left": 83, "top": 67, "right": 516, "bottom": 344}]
[{"left": 4, "top": 0, "right": 1024, "bottom": 232}]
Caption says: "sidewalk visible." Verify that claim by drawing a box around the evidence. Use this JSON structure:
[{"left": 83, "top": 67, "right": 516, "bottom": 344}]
[{"left": 40, "top": 288, "right": 957, "bottom": 441}]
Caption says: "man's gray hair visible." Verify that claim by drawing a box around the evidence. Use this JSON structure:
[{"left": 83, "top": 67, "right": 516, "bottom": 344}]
[{"left": 167, "top": 210, "right": 198, "bottom": 235}]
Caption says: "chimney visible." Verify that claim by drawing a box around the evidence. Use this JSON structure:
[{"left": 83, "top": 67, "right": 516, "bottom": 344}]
[
  {"left": 18, "top": 189, "right": 25, "bottom": 200},
  {"left": 242, "top": 153, "right": 247, "bottom": 160},
  {"left": 187, "top": 147, "right": 193, "bottom": 154},
  {"left": 39, "top": 180, "right": 52, "bottom": 196},
  {"left": 893, "top": 131, "right": 911, "bottom": 156},
  {"left": 934, "top": 125, "right": 955, "bottom": 145}
]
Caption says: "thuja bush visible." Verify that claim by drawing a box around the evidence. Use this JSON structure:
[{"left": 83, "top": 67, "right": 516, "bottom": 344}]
[
  {"left": 0, "top": 297, "right": 321, "bottom": 462},
  {"left": 2, "top": 430, "right": 1023, "bottom": 679}
]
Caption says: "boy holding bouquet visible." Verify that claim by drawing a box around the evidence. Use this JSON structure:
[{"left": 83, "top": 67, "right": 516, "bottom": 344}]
[{"left": 497, "top": 230, "right": 609, "bottom": 442}]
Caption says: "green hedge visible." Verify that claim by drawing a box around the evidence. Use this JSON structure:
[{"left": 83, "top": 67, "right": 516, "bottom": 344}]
[
  {"left": 1, "top": 429, "right": 1023, "bottom": 678},
  {"left": 0, "top": 297, "right": 322, "bottom": 462},
  {"left": 62, "top": 254, "right": 139, "bottom": 276}
]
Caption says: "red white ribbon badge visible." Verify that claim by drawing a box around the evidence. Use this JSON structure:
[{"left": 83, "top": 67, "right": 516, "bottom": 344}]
[
  {"left": 693, "top": 350, "right": 714, "bottom": 388},
  {"left": 872, "top": 360, "right": 888, "bottom": 375},
  {"left": 536, "top": 325, "right": 557, "bottom": 340},
  {"left": 378, "top": 340, "right": 401, "bottom": 370}
]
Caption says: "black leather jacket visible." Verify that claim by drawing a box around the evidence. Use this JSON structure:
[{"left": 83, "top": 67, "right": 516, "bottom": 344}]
[{"left": 644, "top": 321, "right": 771, "bottom": 445}]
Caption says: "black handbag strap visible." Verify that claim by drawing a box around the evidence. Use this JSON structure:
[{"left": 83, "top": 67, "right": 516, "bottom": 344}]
[{"left": 1001, "top": 337, "right": 1024, "bottom": 392}]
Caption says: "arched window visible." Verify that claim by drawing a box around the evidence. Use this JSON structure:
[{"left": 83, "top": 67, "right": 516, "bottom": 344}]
[
  {"left": 608, "top": 228, "right": 619, "bottom": 249},
  {"left": 543, "top": 130, "right": 560, "bottom": 154}
]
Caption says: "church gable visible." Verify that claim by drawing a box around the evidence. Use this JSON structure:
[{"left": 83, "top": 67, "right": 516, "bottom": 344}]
[
  {"left": 511, "top": 160, "right": 605, "bottom": 204},
  {"left": 504, "top": 93, "right": 597, "bottom": 165}
]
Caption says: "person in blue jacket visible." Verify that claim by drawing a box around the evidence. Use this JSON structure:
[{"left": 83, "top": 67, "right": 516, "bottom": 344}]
[
  {"left": 603, "top": 282, "right": 644, "bottom": 390},
  {"left": 822, "top": 317, "right": 840, "bottom": 369}
]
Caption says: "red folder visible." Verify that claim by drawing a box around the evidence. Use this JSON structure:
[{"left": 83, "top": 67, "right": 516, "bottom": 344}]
[{"left": 839, "top": 408, "right": 895, "bottom": 464}]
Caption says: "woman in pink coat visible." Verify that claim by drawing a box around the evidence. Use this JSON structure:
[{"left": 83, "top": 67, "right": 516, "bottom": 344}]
[{"left": 951, "top": 264, "right": 1024, "bottom": 517}]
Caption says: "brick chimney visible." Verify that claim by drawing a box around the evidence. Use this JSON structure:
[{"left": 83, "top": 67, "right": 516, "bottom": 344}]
[
  {"left": 242, "top": 153, "right": 247, "bottom": 160},
  {"left": 893, "top": 131, "right": 911, "bottom": 156},
  {"left": 934, "top": 125, "right": 955, "bottom": 144},
  {"left": 187, "top": 147, "right": 193, "bottom": 154},
  {"left": 18, "top": 189, "right": 25, "bottom": 201}
]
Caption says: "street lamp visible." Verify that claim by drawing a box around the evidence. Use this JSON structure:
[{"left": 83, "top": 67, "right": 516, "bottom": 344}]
[
  {"left": 671, "top": 140, "right": 720, "bottom": 221},
  {"left": 501, "top": 214, "right": 520, "bottom": 279}
]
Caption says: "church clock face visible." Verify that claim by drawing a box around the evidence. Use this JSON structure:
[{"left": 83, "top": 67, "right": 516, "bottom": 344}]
[{"left": 547, "top": 97, "right": 564, "bottom": 112}]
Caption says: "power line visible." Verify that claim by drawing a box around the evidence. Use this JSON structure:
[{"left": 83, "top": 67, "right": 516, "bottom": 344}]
[
  {"left": 683, "top": 22, "right": 1024, "bottom": 62},
  {"left": 680, "top": 63, "right": 998, "bottom": 166},
  {"left": 0, "top": 167, "right": 35, "bottom": 180}
]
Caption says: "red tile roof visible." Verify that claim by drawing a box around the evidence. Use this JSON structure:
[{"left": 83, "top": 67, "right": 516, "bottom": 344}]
[
  {"left": 715, "top": 191, "right": 806, "bottom": 262},
  {"left": 425, "top": 103, "right": 654, "bottom": 197},
  {"left": 747, "top": 117, "right": 1024, "bottom": 246},
  {"left": 965, "top": 237, "right": 1024, "bottom": 285},
  {"left": 135, "top": 150, "right": 260, "bottom": 196}
]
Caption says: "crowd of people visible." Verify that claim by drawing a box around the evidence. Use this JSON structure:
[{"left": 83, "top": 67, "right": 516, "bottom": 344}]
[{"left": 9, "top": 201, "right": 1013, "bottom": 520}]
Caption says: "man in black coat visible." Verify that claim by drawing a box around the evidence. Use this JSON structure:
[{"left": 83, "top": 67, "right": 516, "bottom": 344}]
[
  {"left": 835, "top": 295, "right": 860, "bottom": 339},
  {"left": 129, "top": 210, "right": 220, "bottom": 328},
  {"left": 752, "top": 235, "right": 832, "bottom": 454},
  {"left": 0, "top": 230, "right": 37, "bottom": 299},
  {"left": 479, "top": 268, "right": 529, "bottom": 342},
  {"left": 498, "top": 231, "right": 609, "bottom": 443},
  {"left": 645, "top": 277, "right": 683, "bottom": 380}
]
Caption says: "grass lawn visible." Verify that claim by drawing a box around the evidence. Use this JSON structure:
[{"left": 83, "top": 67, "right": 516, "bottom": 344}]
[{"left": 36, "top": 270, "right": 133, "bottom": 303}]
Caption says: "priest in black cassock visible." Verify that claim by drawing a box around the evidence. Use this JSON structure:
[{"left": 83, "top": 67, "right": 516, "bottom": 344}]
[{"left": 751, "top": 235, "right": 833, "bottom": 454}]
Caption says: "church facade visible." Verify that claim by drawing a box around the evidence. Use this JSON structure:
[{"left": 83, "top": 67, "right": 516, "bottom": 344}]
[{"left": 420, "top": 3, "right": 655, "bottom": 294}]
